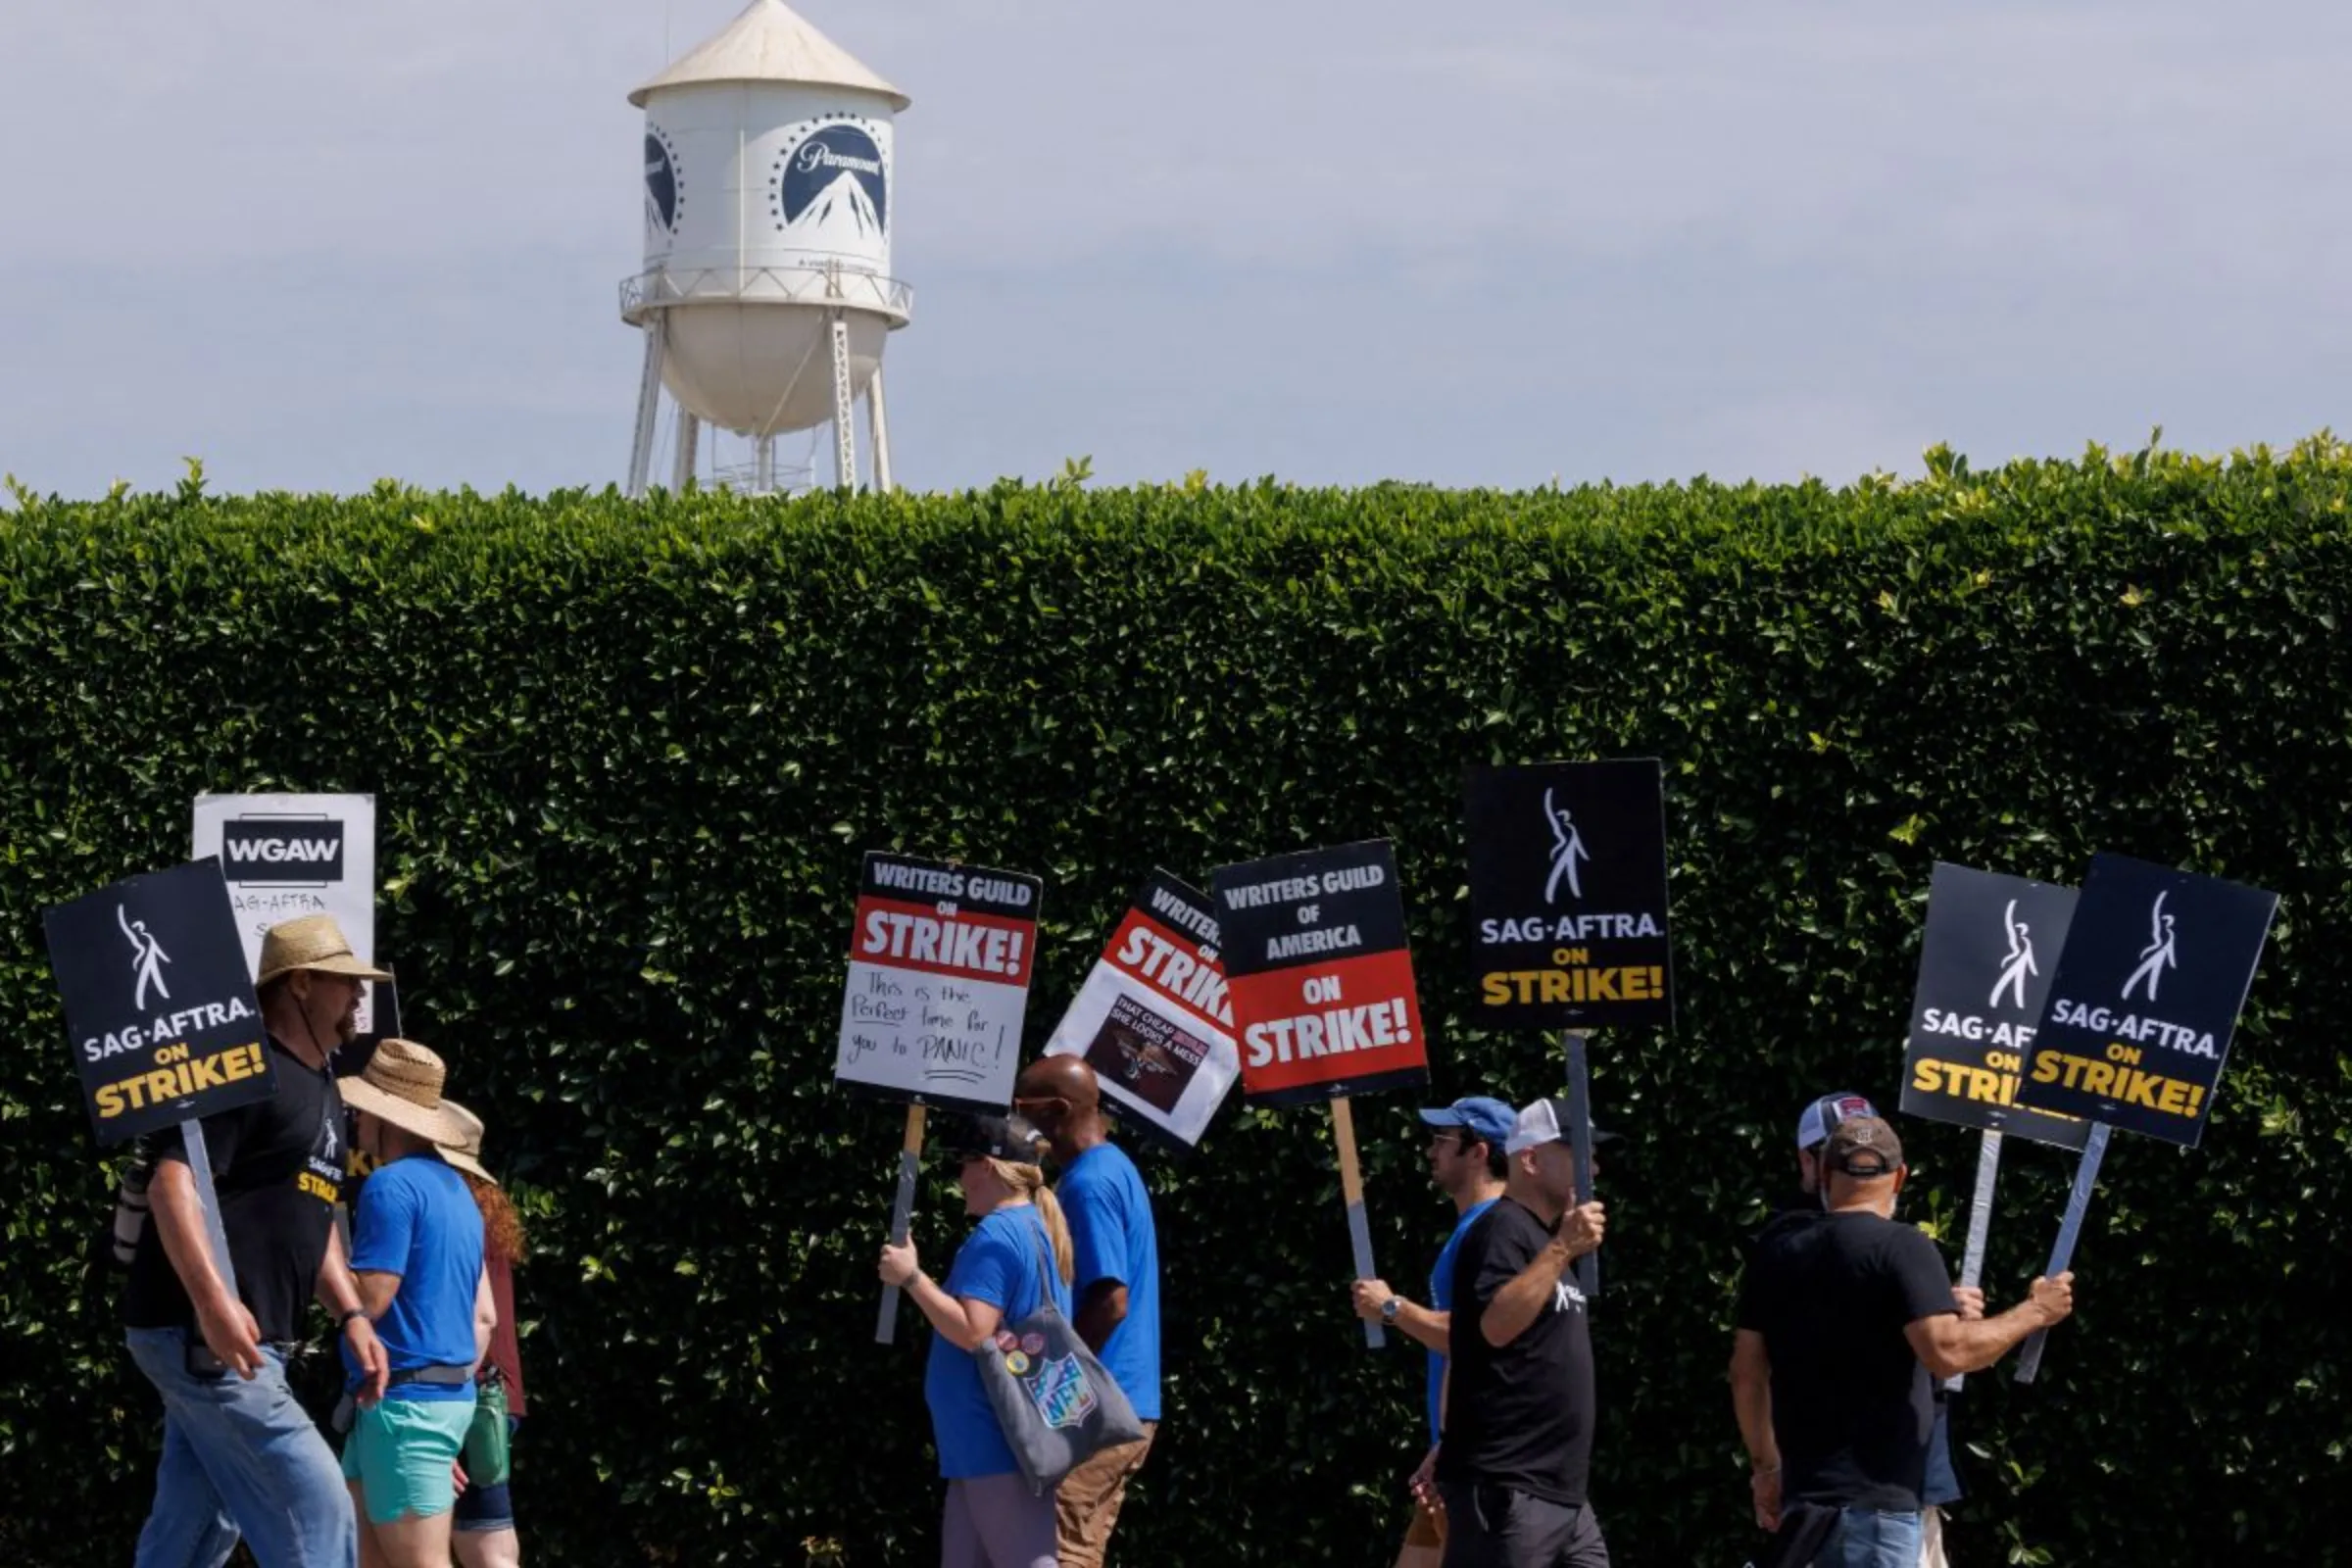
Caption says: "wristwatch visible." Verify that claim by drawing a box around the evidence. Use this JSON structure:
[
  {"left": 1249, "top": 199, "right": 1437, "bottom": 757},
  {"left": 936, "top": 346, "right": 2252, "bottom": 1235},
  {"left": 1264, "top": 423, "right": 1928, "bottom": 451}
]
[
  {"left": 336, "top": 1307, "right": 367, "bottom": 1331},
  {"left": 1380, "top": 1297, "right": 1402, "bottom": 1326}
]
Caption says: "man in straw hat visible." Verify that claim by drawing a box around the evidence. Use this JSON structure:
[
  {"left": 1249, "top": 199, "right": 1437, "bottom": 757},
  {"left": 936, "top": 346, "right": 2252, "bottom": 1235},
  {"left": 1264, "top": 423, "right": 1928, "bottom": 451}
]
[
  {"left": 121, "top": 912, "right": 393, "bottom": 1568},
  {"left": 337, "top": 1038, "right": 491, "bottom": 1568}
]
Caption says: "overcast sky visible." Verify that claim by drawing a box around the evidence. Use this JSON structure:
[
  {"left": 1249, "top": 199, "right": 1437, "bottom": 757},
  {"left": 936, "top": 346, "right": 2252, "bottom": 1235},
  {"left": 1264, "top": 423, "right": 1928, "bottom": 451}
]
[{"left": 4, "top": 1, "right": 2346, "bottom": 499}]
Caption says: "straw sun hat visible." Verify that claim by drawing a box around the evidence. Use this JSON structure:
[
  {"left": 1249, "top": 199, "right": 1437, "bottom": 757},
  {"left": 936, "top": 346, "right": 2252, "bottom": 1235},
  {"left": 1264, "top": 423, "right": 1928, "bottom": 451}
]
[
  {"left": 340, "top": 1038, "right": 472, "bottom": 1147},
  {"left": 256, "top": 914, "right": 392, "bottom": 986},
  {"left": 434, "top": 1100, "right": 495, "bottom": 1184}
]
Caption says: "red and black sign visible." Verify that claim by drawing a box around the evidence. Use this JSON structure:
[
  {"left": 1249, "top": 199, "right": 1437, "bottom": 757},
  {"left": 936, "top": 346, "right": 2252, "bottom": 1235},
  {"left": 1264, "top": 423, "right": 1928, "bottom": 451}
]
[{"left": 1211, "top": 841, "right": 1427, "bottom": 1108}]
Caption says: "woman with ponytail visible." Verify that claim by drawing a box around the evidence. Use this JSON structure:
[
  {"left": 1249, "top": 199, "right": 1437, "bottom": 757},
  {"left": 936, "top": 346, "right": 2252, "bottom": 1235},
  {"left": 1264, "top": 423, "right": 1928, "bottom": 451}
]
[{"left": 880, "top": 1114, "right": 1073, "bottom": 1568}]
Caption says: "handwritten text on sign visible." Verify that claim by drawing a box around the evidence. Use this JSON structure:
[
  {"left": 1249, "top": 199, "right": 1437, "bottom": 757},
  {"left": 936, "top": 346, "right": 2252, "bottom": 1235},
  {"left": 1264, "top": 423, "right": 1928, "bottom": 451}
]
[{"left": 835, "top": 853, "right": 1042, "bottom": 1115}]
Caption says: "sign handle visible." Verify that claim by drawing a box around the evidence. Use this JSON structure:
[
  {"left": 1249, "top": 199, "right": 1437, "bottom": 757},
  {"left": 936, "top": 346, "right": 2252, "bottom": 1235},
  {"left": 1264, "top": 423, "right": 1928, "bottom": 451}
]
[
  {"left": 2015, "top": 1122, "right": 2110, "bottom": 1385},
  {"left": 874, "top": 1104, "right": 927, "bottom": 1346},
  {"left": 1563, "top": 1028, "right": 1598, "bottom": 1299},
  {"left": 1331, "top": 1097, "right": 1386, "bottom": 1348},
  {"left": 177, "top": 1118, "right": 240, "bottom": 1301},
  {"left": 1943, "top": 1129, "right": 2004, "bottom": 1393}
]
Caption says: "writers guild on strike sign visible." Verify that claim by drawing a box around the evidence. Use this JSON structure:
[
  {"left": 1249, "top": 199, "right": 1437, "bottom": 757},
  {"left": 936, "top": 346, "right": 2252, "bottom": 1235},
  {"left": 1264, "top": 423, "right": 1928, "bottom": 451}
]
[
  {"left": 42, "top": 858, "right": 275, "bottom": 1145},
  {"left": 1212, "top": 841, "right": 1430, "bottom": 1108},
  {"left": 1461, "top": 761, "right": 1674, "bottom": 1029},
  {"left": 1044, "top": 870, "right": 1240, "bottom": 1147},
  {"left": 2016, "top": 853, "right": 2278, "bottom": 1150},
  {"left": 1899, "top": 863, "right": 2089, "bottom": 1151},
  {"left": 835, "top": 852, "right": 1044, "bottom": 1116}
]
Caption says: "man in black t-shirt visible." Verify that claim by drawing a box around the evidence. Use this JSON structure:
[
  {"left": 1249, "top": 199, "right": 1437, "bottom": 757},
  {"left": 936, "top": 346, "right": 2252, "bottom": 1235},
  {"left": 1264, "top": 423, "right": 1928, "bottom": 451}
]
[
  {"left": 1429, "top": 1095, "right": 1610, "bottom": 1568},
  {"left": 1731, "top": 1118, "right": 2074, "bottom": 1568},
  {"left": 122, "top": 914, "right": 394, "bottom": 1568}
]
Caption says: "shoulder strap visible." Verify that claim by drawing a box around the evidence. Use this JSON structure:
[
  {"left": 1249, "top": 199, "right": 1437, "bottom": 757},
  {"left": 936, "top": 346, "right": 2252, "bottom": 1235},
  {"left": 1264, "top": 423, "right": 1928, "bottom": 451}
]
[{"left": 1019, "top": 1205, "right": 1058, "bottom": 1308}]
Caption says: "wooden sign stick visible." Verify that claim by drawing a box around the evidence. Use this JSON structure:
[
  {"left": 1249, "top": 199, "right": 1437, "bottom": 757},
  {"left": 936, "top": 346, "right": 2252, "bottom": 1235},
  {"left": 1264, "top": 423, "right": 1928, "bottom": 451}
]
[
  {"left": 1564, "top": 1028, "right": 1599, "bottom": 1298},
  {"left": 2015, "top": 1121, "right": 2110, "bottom": 1385},
  {"left": 874, "top": 1104, "right": 928, "bottom": 1346},
  {"left": 1943, "top": 1129, "right": 2004, "bottom": 1393},
  {"left": 1331, "top": 1096, "right": 1386, "bottom": 1348}
]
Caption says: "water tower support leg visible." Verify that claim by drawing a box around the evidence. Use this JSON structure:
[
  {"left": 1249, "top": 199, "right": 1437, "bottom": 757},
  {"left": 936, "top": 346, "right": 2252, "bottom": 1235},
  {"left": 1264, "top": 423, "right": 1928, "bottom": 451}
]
[
  {"left": 756, "top": 435, "right": 776, "bottom": 494},
  {"left": 627, "top": 315, "right": 667, "bottom": 500},
  {"left": 671, "top": 413, "right": 700, "bottom": 492},
  {"left": 830, "top": 312, "right": 858, "bottom": 491},
  {"left": 867, "top": 365, "right": 894, "bottom": 493}
]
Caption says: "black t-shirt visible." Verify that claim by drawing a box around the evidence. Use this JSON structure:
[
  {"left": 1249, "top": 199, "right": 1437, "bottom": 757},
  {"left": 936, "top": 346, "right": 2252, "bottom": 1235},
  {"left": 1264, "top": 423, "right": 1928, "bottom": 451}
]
[
  {"left": 1736, "top": 1209, "right": 1959, "bottom": 1511},
  {"left": 122, "top": 1037, "right": 347, "bottom": 1345},
  {"left": 1435, "top": 1197, "right": 1596, "bottom": 1505}
]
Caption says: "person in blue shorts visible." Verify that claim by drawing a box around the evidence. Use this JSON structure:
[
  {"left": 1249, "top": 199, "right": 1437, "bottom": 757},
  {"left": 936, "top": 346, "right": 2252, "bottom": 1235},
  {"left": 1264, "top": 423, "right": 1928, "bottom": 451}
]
[
  {"left": 1013, "top": 1055, "right": 1161, "bottom": 1568},
  {"left": 337, "top": 1039, "right": 490, "bottom": 1568},
  {"left": 880, "top": 1113, "right": 1074, "bottom": 1568}
]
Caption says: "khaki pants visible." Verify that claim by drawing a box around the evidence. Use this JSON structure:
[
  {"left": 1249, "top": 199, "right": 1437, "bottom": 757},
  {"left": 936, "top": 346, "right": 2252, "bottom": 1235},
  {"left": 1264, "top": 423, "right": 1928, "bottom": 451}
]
[
  {"left": 1053, "top": 1420, "right": 1155, "bottom": 1568},
  {"left": 1919, "top": 1504, "right": 1949, "bottom": 1568},
  {"left": 1394, "top": 1496, "right": 1446, "bottom": 1568}
]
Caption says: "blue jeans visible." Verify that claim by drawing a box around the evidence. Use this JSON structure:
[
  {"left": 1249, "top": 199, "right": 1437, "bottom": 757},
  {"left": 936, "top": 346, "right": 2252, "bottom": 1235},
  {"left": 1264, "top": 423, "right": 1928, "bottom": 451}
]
[
  {"left": 1812, "top": 1507, "right": 1923, "bottom": 1568},
  {"left": 125, "top": 1326, "right": 357, "bottom": 1568}
]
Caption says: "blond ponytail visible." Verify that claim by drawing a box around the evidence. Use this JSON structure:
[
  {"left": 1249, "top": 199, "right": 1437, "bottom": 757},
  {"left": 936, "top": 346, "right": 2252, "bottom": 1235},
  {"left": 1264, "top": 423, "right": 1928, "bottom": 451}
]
[{"left": 989, "top": 1157, "right": 1075, "bottom": 1285}]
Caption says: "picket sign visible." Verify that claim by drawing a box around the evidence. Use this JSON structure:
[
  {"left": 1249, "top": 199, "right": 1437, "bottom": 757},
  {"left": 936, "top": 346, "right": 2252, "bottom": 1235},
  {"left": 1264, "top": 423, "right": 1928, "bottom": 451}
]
[
  {"left": 875, "top": 1105, "right": 928, "bottom": 1345},
  {"left": 1563, "top": 1028, "right": 1598, "bottom": 1299},
  {"left": 1329, "top": 1098, "right": 1384, "bottom": 1349},
  {"left": 2004, "top": 854, "right": 2278, "bottom": 1385},
  {"left": 1212, "top": 840, "right": 1429, "bottom": 1354},
  {"left": 832, "top": 852, "right": 1045, "bottom": 1348},
  {"left": 1943, "top": 1130, "right": 2004, "bottom": 1394},
  {"left": 2015, "top": 1124, "right": 2110, "bottom": 1385}
]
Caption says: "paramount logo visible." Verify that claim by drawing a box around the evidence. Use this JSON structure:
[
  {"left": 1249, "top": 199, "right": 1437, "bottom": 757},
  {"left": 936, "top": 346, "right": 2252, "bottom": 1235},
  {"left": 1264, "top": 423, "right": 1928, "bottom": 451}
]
[{"left": 221, "top": 819, "right": 345, "bottom": 885}]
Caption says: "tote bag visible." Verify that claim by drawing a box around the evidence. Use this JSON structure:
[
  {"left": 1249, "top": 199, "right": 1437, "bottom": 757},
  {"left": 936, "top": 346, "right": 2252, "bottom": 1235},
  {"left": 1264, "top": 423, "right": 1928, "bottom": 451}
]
[{"left": 972, "top": 1214, "right": 1145, "bottom": 1493}]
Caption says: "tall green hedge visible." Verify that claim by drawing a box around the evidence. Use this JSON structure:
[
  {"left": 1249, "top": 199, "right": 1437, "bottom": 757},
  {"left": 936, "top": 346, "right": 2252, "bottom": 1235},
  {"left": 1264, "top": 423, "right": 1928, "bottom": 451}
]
[{"left": 3, "top": 444, "right": 2348, "bottom": 1566}]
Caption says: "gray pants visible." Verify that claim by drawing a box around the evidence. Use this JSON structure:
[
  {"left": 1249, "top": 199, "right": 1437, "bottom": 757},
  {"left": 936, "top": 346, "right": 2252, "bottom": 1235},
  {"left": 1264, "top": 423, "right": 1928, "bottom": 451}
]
[
  {"left": 942, "top": 1473, "right": 1056, "bottom": 1568},
  {"left": 1438, "top": 1481, "right": 1611, "bottom": 1568}
]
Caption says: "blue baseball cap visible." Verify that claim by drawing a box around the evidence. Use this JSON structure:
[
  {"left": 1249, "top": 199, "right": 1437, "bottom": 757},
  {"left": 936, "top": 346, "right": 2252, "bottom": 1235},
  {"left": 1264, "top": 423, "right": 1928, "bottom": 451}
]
[{"left": 1418, "top": 1096, "right": 1517, "bottom": 1150}]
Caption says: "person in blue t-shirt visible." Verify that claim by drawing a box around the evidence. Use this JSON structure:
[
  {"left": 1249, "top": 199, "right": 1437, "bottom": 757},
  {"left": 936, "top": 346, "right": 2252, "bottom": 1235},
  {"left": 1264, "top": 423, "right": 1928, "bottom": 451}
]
[
  {"left": 1011, "top": 1056, "right": 1161, "bottom": 1568},
  {"left": 880, "top": 1113, "right": 1074, "bottom": 1568},
  {"left": 1348, "top": 1095, "right": 1510, "bottom": 1568},
  {"left": 337, "top": 1040, "right": 490, "bottom": 1568}
]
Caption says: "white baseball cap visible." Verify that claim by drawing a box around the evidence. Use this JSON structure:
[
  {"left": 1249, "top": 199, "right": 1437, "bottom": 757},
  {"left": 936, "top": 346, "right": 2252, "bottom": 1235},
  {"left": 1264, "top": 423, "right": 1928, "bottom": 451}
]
[{"left": 1795, "top": 1091, "right": 1878, "bottom": 1152}]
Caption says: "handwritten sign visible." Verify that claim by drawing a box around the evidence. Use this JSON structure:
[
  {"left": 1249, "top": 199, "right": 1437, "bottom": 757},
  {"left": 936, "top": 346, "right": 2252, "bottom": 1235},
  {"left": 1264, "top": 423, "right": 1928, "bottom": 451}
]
[
  {"left": 834, "top": 852, "right": 1043, "bottom": 1116},
  {"left": 43, "top": 858, "right": 274, "bottom": 1144},
  {"left": 1213, "top": 840, "right": 1428, "bottom": 1108},
  {"left": 1045, "top": 869, "right": 1239, "bottom": 1147},
  {"left": 193, "top": 793, "right": 379, "bottom": 1035}
]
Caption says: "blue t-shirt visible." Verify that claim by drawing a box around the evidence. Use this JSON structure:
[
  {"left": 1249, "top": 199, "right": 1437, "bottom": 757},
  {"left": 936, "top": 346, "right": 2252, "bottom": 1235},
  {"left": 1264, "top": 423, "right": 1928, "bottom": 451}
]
[
  {"left": 344, "top": 1155, "right": 484, "bottom": 1402},
  {"left": 1428, "top": 1197, "right": 1498, "bottom": 1444},
  {"left": 1059, "top": 1142, "right": 1161, "bottom": 1422},
  {"left": 923, "top": 1205, "right": 1072, "bottom": 1479}
]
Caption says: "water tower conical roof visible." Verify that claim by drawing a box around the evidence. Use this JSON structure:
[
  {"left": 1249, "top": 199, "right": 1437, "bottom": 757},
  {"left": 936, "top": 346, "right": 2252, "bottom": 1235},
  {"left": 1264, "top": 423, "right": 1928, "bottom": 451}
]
[{"left": 628, "top": 0, "right": 909, "bottom": 111}]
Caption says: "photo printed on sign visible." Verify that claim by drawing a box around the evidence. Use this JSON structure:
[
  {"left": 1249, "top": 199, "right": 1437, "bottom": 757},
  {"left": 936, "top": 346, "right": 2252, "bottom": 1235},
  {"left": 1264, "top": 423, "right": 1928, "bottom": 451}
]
[{"left": 1044, "top": 869, "right": 1239, "bottom": 1148}]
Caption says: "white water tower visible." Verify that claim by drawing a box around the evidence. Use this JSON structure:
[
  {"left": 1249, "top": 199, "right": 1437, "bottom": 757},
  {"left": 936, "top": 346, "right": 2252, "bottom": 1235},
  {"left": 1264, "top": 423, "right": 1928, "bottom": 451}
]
[{"left": 621, "top": 0, "right": 910, "bottom": 495}]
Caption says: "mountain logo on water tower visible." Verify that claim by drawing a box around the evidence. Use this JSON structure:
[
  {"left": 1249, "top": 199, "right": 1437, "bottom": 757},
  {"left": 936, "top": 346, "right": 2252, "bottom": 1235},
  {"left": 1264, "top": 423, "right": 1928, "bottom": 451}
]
[
  {"left": 645, "top": 126, "right": 683, "bottom": 234},
  {"left": 773, "top": 122, "right": 888, "bottom": 240}
]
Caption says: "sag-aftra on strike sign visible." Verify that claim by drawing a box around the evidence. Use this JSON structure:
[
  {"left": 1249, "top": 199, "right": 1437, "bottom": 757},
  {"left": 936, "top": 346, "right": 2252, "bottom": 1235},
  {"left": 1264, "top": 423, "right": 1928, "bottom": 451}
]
[
  {"left": 2017, "top": 853, "right": 2278, "bottom": 1149},
  {"left": 1212, "top": 840, "right": 1428, "bottom": 1108},
  {"left": 44, "top": 858, "right": 274, "bottom": 1143}
]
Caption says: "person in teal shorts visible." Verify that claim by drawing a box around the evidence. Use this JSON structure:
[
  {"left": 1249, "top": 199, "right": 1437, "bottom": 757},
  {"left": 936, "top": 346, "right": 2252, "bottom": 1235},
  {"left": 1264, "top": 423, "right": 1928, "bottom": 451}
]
[{"left": 337, "top": 1039, "right": 491, "bottom": 1568}]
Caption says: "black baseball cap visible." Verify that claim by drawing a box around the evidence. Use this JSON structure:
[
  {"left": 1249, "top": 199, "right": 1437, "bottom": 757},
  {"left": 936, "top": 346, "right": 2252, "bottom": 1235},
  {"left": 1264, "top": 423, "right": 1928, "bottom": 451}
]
[{"left": 936, "top": 1113, "right": 1048, "bottom": 1164}]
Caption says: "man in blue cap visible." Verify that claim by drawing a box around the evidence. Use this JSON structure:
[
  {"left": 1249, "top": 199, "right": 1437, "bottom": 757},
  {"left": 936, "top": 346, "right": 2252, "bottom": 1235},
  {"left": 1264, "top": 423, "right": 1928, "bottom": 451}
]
[{"left": 1351, "top": 1095, "right": 1514, "bottom": 1568}]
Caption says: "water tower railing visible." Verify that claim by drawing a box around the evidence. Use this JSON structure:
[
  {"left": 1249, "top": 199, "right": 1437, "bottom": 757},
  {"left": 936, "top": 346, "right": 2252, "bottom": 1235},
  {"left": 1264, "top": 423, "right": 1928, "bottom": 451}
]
[{"left": 618, "top": 265, "right": 913, "bottom": 325}]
